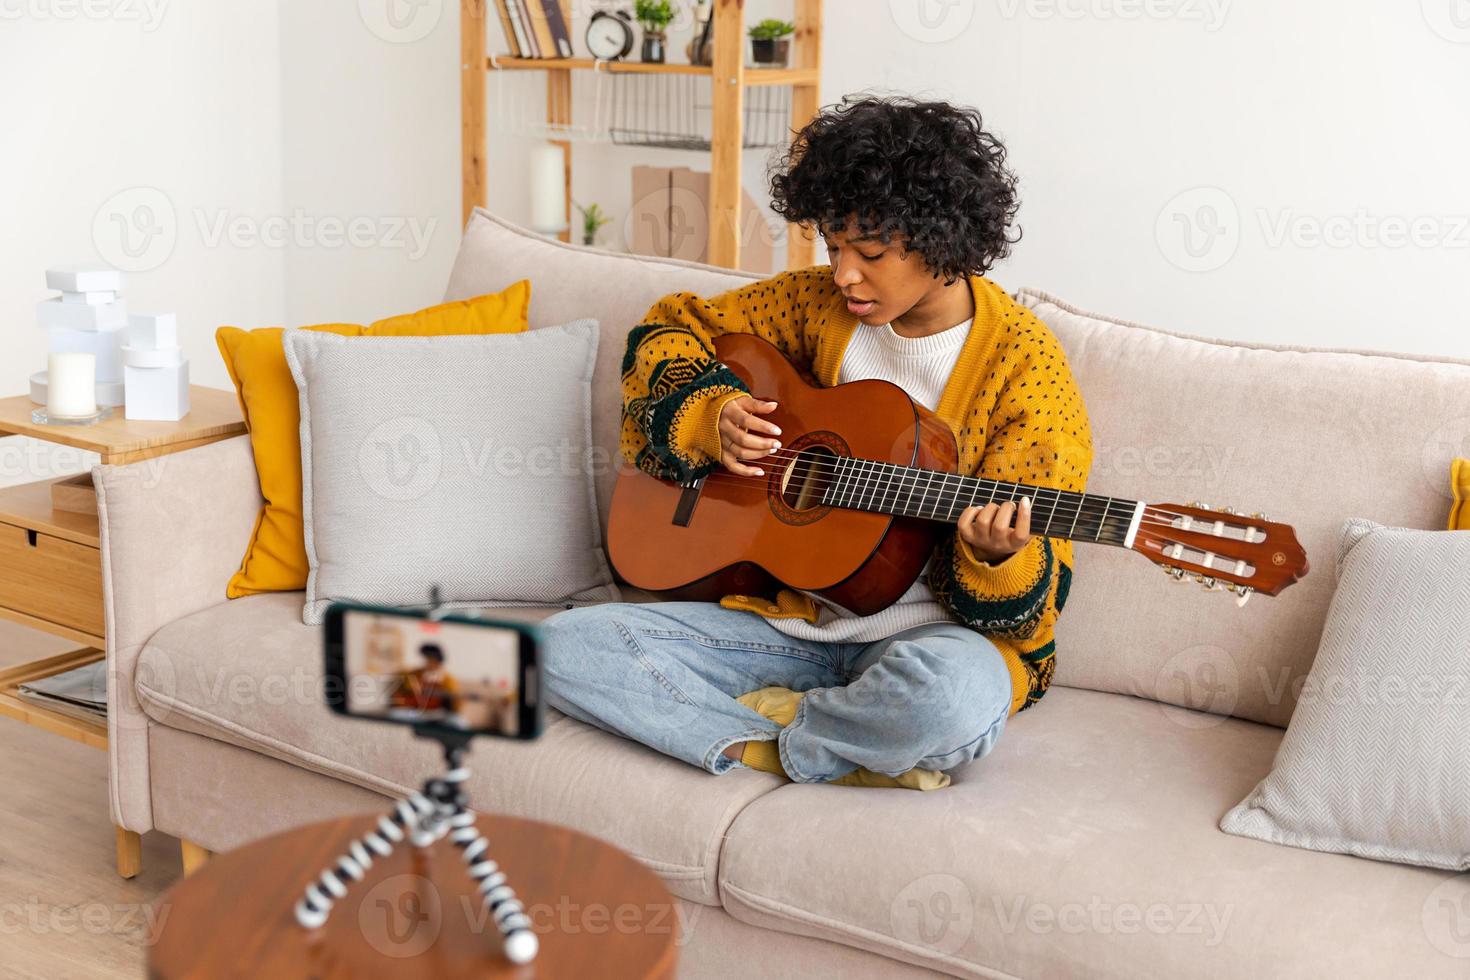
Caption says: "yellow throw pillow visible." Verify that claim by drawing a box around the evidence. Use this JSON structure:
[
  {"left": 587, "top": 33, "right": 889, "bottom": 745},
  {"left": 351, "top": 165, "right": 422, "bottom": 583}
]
[
  {"left": 1452, "top": 458, "right": 1470, "bottom": 531},
  {"left": 216, "top": 281, "right": 531, "bottom": 598}
]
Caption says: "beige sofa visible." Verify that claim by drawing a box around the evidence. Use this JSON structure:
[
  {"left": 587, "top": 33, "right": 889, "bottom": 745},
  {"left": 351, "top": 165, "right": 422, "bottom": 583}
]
[{"left": 97, "top": 209, "right": 1470, "bottom": 978}]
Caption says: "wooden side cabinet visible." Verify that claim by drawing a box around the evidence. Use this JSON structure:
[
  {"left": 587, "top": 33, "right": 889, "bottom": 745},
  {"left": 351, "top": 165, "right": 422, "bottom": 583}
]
[{"left": 0, "top": 388, "right": 245, "bottom": 877}]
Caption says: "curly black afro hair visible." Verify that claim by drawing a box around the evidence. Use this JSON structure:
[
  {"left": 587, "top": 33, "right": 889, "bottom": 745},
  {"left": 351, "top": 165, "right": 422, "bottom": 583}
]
[{"left": 768, "top": 94, "right": 1021, "bottom": 284}]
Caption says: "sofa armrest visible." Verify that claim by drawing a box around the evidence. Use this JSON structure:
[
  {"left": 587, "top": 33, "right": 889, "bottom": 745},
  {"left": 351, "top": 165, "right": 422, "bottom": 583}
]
[{"left": 94, "top": 434, "right": 262, "bottom": 832}]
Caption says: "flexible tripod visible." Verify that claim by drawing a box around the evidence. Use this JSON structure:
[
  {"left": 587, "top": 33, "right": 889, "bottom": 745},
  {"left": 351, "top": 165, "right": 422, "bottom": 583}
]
[{"left": 293, "top": 731, "right": 539, "bottom": 964}]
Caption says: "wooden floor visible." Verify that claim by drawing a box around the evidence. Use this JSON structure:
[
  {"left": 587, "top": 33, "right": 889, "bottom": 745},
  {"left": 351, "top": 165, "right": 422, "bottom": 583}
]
[{"left": 0, "top": 619, "right": 178, "bottom": 979}]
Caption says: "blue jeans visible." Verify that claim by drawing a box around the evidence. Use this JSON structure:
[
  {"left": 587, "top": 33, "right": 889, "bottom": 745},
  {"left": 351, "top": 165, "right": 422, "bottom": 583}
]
[{"left": 540, "top": 602, "right": 1013, "bottom": 783}]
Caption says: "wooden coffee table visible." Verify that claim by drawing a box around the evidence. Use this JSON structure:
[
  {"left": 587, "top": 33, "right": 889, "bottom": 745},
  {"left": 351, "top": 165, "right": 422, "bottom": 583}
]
[{"left": 148, "top": 813, "right": 680, "bottom": 978}]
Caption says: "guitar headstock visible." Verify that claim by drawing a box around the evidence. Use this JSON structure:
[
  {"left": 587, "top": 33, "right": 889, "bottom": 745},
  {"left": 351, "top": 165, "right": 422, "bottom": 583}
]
[{"left": 1132, "top": 501, "right": 1309, "bottom": 606}]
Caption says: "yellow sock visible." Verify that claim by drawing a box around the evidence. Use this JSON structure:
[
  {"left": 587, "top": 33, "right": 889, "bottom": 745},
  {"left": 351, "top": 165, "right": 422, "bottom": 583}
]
[
  {"left": 737, "top": 686, "right": 800, "bottom": 775},
  {"left": 734, "top": 686, "right": 951, "bottom": 790}
]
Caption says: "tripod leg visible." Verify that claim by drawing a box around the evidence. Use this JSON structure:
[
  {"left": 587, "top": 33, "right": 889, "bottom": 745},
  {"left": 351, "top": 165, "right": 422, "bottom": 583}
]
[
  {"left": 294, "top": 794, "right": 434, "bottom": 929},
  {"left": 446, "top": 806, "right": 538, "bottom": 964}
]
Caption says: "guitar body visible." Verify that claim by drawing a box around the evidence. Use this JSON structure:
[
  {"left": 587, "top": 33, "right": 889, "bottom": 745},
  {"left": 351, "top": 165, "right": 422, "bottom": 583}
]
[{"left": 608, "top": 333, "right": 960, "bottom": 616}]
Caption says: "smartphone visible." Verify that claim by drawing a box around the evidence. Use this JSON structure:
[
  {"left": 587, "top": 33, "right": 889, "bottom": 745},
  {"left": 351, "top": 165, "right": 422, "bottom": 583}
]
[{"left": 323, "top": 602, "right": 543, "bottom": 740}]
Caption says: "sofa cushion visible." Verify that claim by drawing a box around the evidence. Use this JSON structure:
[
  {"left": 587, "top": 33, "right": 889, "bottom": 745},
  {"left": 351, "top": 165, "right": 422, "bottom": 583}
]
[
  {"left": 716, "top": 685, "right": 1469, "bottom": 979},
  {"left": 1017, "top": 289, "right": 1470, "bottom": 727},
  {"left": 133, "top": 592, "right": 784, "bottom": 905},
  {"left": 283, "top": 323, "right": 618, "bottom": 624},
  {"left": 443, "top": 208, "right": 767, "bottom": 529},
  {"left": 1220, "top": 518, "right": 1470, "bottom": 870}
]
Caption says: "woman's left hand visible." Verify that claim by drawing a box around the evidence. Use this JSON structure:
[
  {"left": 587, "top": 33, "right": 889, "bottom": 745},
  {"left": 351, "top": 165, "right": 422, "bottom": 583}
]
[{"left": 957, "top": 496, "right": 1031, "bottom": 565}]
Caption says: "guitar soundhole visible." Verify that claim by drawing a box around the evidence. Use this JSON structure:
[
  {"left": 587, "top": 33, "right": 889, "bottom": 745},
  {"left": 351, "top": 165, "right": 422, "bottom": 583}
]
[
  {"left": 767, "top": 432, "right": 850, "bottom": 527},
  {"left": 780, "top": 445, "right": 838, "bottom": 511}
]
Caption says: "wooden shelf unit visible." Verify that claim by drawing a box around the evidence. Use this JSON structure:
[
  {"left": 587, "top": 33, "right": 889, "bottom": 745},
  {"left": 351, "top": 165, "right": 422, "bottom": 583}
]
[{"left": 461, "top": 0, "right": 825, "bottom": 272}]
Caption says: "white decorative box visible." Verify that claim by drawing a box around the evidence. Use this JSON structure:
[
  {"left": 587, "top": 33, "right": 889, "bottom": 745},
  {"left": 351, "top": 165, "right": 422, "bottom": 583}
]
[
  {"left": 124, "top": 361, "right": 189, "bottom": 421},
  {"left": 37, "top": 297, "right": 128, "bottom": 331},
  {"left": 45, "top": 266, "right": 125, "bottom": 293},
  {"left": 49, "top": 324, "right": 127, "bottom": 382},
  {"left": 60, "top": 290, "right": 118, "bottom": 305},
  {"left": 127, "top": 312, "right": 178, "bottom": 349}
]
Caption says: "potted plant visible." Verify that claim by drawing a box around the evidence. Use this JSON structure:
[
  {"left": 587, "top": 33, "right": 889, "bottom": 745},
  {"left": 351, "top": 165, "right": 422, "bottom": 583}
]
[
  {"left": 574, "top": 201, "right": 612, "bottom": 247},
  {"left": 635, "top": 0, "right": 675, "bottom": 64},
  {"left": 748, "top": 18, "right": 794, "bottom": 67}
]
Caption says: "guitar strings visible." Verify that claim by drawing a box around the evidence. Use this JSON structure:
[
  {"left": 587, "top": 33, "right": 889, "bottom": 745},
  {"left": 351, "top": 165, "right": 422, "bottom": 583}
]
[
  {"left": 741, "top": 452, "right": 1226, "bottom": 528},
  {"left": 692, "top": 466, "right": 1217, "bottom": 536},
  {"left": 687, "top": 447, "right": 1216, "bottom": 526},
  {"left": 689, "top": 471, "right": 1228, "bottom": 544}
]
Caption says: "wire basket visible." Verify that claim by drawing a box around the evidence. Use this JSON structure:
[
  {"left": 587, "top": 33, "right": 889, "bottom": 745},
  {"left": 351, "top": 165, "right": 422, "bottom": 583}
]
[
  {"left": 485, "top": 63, "right": 793, "bottom": 151},
  {"left": 608, "top": 74, "right": 792, "bottom": 151}
]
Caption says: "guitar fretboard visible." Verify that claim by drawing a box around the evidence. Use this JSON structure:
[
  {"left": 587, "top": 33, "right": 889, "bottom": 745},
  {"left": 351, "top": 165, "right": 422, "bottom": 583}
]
[{"left": 818, "top": 457, "right": 1139, "bottom": 548}]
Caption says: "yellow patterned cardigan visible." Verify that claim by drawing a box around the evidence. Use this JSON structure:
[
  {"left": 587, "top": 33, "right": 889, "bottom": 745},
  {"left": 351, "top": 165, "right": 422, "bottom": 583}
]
[{"left": 620, "top": 266, "right": 1093, "bottom": 717}]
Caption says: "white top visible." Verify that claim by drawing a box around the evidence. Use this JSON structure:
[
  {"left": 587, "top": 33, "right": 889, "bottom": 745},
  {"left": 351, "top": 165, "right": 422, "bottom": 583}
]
[{"left": 765, "top": 318, "right": 974, "bottom": 643}]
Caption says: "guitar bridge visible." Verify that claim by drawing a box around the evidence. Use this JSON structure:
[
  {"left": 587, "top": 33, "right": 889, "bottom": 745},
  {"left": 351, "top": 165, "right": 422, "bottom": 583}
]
[{"left": 673, "top": 476, "right": 705, "bottom": 527}]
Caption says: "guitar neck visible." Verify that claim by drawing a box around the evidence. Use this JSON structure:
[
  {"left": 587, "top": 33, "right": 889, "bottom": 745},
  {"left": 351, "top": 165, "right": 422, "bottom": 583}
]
[{"left": 818, "top": 457, "right": 1145, "bottom": 549}]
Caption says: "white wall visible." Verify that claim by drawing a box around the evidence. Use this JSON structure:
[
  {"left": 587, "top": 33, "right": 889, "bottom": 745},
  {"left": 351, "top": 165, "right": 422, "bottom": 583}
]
[
  {"left": 0, "top": 0, "right": 287, "bottom": 484},
  {"left": 822, "top": 0, "right": 1470, "bottom": 358},
  {"left": 5, "top": 0, "right": 1467, "bottom": 484}
]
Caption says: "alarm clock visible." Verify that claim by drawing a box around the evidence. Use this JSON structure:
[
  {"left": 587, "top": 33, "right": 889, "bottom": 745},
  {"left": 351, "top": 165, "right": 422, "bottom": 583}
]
[{"left": 586, "top": 9, "right": 634, "bottom": 61}]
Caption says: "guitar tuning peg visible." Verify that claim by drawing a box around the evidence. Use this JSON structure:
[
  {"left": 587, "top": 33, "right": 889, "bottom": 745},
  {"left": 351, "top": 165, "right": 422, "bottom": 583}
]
[
  {"left": 1220, "top": 506, "right": 1236, "bottom": 515},
  {"left": 1233, "top": 585, "right": 1253, "bottom": 608}
]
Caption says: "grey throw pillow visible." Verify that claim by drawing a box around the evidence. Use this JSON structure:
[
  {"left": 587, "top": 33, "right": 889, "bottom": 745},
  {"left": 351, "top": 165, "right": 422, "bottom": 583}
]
[
  {"left": 1219, "top": 518, "right": 1470, "bottom": 870},
  {"left": 283, "top": 321, "right": 619, "bottom": 625}
]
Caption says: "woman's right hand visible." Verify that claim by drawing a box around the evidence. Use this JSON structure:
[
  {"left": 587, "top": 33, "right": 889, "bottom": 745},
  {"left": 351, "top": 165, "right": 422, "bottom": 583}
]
[{"left": 718, "top": 396, "right": 782, "bottom": 476}]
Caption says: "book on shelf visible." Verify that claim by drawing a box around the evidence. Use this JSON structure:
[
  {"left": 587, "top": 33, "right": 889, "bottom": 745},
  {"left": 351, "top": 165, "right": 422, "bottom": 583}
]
[
  {"left": 493, "top": 0, "right": 522, "bottom": 56},
  {"left": 502, "top": 0, "right": 537, "bottom": 57},
  {"left": 523, "top": 0, "right": 556, "bottom": 57},
  {"left": 540, "top": 0, "right": 574, "bottom": 58}
]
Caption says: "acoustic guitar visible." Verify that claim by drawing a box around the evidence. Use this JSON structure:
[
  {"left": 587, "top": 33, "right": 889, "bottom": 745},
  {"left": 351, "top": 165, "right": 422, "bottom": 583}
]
[{"left": 608, "top": 334, "right": 1308, "bottom": 615}]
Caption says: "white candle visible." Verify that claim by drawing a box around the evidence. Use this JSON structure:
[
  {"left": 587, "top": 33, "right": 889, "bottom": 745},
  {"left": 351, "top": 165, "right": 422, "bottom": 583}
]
[
  {"left": 47, "top": 352, "right": 97, "bottom": 418},
  {"left": 529, "top": 142, "right": 568, "bottom": 235}
]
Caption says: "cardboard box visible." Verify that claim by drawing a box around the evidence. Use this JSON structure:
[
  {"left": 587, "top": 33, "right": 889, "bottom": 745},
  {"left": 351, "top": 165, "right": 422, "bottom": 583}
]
[{"left": 629, "top": 165, "right": 779, "bottom": 274}]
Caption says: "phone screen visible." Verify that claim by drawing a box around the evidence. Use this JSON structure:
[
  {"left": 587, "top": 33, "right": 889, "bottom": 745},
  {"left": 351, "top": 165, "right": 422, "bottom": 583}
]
[{"left": 340, "top": 608, "right": 531, "bottom": 737}]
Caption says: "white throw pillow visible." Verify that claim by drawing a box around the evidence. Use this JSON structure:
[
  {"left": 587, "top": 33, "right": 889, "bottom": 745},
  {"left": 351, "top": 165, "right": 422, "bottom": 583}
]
[
  {"left": 283, "top": 321, "right": 619, "bottom": 625},
  {"left": 1219, "top": 518, "right": 1470, "bottom": 870}
]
